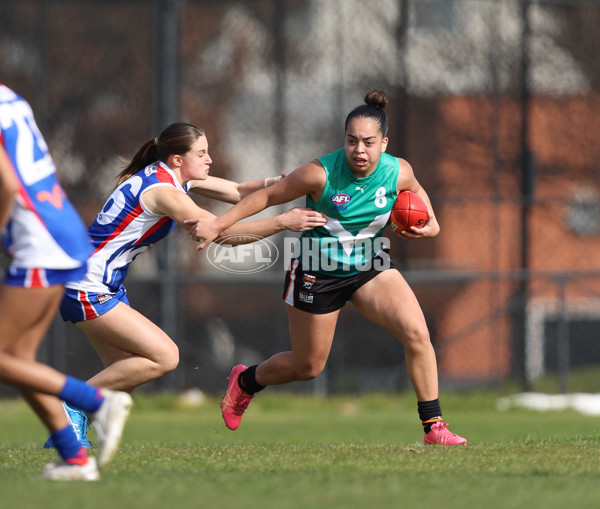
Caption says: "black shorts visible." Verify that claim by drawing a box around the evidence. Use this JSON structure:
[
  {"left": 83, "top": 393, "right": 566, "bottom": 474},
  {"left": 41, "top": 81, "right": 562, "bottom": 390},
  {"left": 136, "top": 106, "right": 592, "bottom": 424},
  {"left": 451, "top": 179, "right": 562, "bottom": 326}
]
[{"left": 282, "top": 257, "right": 395, "bottom": 314}]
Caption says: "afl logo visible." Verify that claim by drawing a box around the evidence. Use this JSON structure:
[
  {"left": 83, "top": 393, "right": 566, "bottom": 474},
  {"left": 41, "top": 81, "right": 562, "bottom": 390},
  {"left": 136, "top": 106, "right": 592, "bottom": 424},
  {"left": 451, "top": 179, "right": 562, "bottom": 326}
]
[
  {"left": 331, "top": 193, "right": 351, "bottom": 206},
  {"left": 205, "top": 235, "right": 279, "bottom": 274}
]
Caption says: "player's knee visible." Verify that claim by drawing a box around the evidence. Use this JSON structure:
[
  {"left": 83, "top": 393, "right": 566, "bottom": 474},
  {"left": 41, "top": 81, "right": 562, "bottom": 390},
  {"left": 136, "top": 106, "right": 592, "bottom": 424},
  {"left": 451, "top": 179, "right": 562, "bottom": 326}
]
[
  {"left": 401, "top": 324, "right": 431, "bottom": 353},
  {"left": 160, "top": 342, "right": 179, "bottom": 375},
  {"left": 149, "top": 341, "right": 179, "bottom": 378},
  {"left": 294, "top": 360, "right": 325, "bottom": 381}
]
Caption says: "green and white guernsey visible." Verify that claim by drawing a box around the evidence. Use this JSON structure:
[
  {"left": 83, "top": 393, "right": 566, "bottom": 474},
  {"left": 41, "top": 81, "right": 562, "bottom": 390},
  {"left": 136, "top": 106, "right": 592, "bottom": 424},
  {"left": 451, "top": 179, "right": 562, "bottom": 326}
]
[{"left": 297, "top": 148, "right": 400, "bottom": 276}]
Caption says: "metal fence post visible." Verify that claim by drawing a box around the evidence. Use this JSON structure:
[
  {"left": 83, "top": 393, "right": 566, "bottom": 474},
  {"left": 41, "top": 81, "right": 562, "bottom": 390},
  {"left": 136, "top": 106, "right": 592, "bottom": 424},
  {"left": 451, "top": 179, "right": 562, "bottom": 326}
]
[
  {"left": 153, "top": 0, "right": 182, "bottom": 390},
  {"left": 556, "top": 275, "right": 570, "bottom": 394}
]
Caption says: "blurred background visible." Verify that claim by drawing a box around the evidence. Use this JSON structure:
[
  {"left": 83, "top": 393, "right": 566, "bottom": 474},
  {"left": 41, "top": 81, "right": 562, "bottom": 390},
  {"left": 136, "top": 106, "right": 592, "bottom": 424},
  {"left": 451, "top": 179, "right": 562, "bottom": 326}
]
[{"left": 1, "top": 0, "right": 599, "bottom": 397}]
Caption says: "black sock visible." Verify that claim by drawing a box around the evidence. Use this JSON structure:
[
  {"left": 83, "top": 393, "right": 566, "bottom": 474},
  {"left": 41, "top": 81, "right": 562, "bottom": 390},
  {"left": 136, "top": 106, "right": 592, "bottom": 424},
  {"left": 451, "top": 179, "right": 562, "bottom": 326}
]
[
  {"left": 418, "top": 399, "right": 443, "bottom": 433},
  {"left": 237, "top": 365, "right": 266, "bottom": 395}
]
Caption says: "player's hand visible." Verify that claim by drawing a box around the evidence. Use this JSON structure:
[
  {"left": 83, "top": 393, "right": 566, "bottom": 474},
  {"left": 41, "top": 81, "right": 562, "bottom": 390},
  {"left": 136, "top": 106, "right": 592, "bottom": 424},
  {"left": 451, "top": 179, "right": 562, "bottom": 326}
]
[
  {"left": 184, "top": 217, "right": 221, "bottom": 250},
  {"left": 279, "top": 207, "right": 328, "bottom": 232},
  {"left": 399, "top": 215, "right": 440, "bottom": 239}
]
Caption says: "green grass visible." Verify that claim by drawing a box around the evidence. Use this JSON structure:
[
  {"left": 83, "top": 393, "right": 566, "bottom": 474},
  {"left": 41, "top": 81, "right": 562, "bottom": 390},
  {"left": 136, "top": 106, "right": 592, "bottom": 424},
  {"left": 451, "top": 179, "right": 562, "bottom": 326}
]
[
  {"left": 529, "top": 365, "right": 600, "bottom": 394},
  {"left": 1, "top": 392, "right": 600, "bottom": 509}
]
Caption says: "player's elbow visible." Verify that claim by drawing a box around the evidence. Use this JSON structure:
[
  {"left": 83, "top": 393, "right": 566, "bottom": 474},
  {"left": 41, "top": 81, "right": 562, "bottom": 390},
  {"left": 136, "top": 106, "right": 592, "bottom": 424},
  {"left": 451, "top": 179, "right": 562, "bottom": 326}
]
[{"left": 228, "top": 190, "right": 243, "bottom": 204}]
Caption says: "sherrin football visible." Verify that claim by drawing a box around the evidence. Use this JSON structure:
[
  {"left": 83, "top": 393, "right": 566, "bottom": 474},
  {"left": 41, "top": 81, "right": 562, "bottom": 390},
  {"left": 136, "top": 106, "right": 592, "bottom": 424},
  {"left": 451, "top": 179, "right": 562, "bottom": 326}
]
[{"left": 388, "top": 190, "right": 429, "bottom": 233}]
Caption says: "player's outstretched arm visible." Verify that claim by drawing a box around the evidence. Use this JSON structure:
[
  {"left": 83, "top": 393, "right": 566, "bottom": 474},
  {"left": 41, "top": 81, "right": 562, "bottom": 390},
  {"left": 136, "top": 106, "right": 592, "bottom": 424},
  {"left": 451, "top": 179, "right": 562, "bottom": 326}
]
[
  {"left": 187, "top": 174, "right": 283, "bottom": 204},
  {"left": 142, "top": 185, "right": 217, "bottom": 225},
  {"left": 138, "top": 185, "right": 326, "bottom": 249},
  {"left": 186, "top": 162, "right": 325, "bottom": 249},
  {"left": 216, "top": 207, "right": 327, "bottom": 246}
]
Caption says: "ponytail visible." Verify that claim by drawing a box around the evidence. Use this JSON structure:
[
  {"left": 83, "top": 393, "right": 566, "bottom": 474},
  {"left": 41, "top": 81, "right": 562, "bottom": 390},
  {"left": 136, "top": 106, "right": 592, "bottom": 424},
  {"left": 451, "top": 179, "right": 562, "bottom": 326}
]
[
  {"left": 115, "top": 122, "right": 205, "bottom": 187},
  {"left": 116, "top": 139, "right": 159, "bottom": 185}
]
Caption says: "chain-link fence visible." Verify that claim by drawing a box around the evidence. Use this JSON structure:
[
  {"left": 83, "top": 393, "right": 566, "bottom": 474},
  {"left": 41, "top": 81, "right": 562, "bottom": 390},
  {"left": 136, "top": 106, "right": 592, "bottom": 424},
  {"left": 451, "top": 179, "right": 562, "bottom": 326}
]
[{"left": 1, "top": 0, "right": 599, "bottom": 396}]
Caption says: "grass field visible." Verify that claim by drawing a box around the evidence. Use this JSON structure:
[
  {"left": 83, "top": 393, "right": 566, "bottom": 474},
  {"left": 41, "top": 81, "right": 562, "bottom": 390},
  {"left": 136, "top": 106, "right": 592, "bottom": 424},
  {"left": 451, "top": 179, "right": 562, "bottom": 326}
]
[{"left": 1, "top": 391, "right": 599, "bottom": 509}]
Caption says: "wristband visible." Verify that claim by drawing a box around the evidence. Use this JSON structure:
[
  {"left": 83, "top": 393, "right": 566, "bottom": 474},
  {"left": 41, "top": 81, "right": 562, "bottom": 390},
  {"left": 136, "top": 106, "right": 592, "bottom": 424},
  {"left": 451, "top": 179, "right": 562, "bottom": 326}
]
[{"left": 264, "top": 176, "right": 279, "bottom": 188}]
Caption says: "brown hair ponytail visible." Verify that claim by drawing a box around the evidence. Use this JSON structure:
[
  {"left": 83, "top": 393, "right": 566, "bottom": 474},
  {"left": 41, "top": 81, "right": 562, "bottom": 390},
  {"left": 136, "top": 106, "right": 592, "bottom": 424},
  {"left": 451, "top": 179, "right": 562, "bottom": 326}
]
[{"left": 116, "top": 122, "right": 205, "bottom": 186}]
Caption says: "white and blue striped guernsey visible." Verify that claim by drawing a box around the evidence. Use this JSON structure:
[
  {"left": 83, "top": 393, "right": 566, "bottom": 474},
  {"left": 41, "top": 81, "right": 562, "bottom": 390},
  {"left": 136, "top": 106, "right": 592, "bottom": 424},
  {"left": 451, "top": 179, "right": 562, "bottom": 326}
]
[
  {"left": 0, "top": 84, "right": 91, "bottom": 272},
  {"left": 66, "top": 162, "right": 184, "bottom": 294}
]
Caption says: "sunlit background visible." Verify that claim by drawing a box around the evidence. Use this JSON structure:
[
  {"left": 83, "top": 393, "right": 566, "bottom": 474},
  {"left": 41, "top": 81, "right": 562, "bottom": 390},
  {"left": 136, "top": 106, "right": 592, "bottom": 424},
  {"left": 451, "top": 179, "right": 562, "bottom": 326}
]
[{"left": 1, "top": 0, "right": 599, "bottom": 397}]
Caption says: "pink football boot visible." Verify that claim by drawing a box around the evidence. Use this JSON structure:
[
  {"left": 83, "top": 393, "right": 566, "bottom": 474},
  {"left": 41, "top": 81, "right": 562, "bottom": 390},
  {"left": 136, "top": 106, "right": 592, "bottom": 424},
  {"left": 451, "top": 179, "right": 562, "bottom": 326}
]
[
  {"left": 221, "top": 364, "right": 254, "bottom": 430},
  {"left": 424, "top": 421, "right": 467, "bottom": 445}
]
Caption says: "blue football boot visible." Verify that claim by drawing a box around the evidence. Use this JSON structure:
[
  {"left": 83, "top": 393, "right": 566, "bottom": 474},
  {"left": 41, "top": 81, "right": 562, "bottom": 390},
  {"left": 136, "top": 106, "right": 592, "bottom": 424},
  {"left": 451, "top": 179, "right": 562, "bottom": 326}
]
[{"left": 43, "top": 402, "right": 93, "bottom": 449}]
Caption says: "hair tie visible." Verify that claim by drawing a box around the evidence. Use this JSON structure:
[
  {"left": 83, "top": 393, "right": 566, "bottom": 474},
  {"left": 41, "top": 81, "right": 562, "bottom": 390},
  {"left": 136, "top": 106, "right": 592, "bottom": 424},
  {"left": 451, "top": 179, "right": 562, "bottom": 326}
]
[{"left": 153, "top": 137, "right": 159, "bottom": 147}]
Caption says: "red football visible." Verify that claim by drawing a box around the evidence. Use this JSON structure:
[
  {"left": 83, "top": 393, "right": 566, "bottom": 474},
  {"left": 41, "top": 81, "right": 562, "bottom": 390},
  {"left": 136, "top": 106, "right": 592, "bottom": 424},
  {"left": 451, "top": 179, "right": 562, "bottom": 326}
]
[{"left": 388, "top": 191, "right": 429, "bottom": 233}]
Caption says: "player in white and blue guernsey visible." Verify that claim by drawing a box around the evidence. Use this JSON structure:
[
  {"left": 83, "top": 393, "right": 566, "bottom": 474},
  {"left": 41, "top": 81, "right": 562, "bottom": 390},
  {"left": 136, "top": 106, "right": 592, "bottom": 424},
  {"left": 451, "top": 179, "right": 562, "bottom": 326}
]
[
  {"left": 0, "top": 84, "right": 133, "bottom": 480},
  {"left": 48, "top": 122, "right": 326, "bottom": 448},
  {"left": 0, "top": 86, "right": 91, "bottom": 287},
  {"left": 61, "top": 159, "right": 188, "bottom": 320},
  {"left": 190, "top": 90, "right": 467, "bottom": 445}
]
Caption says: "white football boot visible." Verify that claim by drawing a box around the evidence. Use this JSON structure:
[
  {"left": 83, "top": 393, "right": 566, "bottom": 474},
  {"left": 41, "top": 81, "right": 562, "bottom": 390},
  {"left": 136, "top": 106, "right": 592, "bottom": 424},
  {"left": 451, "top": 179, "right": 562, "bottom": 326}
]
[
  {"left": 90, "top": 389, "right": 133, "bottom": 468},
  {"left": 39, "top": 457, "right": 100, "bottom": 481}
]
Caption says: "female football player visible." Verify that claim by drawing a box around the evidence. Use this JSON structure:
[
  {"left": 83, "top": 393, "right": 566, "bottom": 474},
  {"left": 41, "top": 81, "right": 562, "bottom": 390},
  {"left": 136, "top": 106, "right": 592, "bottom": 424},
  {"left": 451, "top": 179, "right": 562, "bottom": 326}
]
[
  {"left": 49, "top": 122, "right": 326, "bottom": 448},
  {"left": 187, "top": 90, "right": 467, "bottom": 445},
  {"left": 0, "top": 83, "right": 132, "bottom": 481}
]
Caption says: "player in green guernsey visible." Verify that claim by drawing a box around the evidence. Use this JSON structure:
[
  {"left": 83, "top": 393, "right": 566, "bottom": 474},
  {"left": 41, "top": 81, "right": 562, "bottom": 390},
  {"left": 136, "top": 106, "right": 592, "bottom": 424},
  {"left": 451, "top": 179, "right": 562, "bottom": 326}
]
[
  {"left": 299, "top": 147, "right": 400, "bottom": 275},
  {"left": 187, "top": 90, "right": 467, "bottom": 446}
]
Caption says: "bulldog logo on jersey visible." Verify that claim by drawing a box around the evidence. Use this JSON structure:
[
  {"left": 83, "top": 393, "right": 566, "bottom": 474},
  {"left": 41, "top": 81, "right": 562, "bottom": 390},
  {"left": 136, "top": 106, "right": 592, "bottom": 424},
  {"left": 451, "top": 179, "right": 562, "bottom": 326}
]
[{"left": 145, "top": 164, "right": 159, "bottom": 176}]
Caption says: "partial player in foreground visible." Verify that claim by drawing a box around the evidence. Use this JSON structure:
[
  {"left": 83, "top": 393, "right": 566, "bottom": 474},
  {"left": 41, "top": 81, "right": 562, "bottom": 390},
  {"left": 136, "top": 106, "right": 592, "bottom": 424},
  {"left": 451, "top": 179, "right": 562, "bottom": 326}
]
[
  {"left": 46, "top": 122, "right": 326, "bottom": 448},
  {"left": 0, "top": 83, "right": 132, "bottom": 481},
  {"left": 187, "top": 90, "right": 467, "bottom": 446}
]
